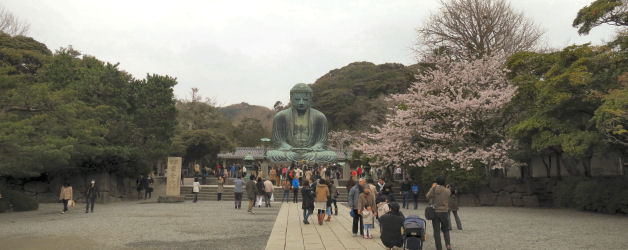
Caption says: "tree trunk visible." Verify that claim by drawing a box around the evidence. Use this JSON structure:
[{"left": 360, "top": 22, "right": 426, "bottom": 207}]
[{"left": 555, "top": 154, "right": 561, "bottom": 180}]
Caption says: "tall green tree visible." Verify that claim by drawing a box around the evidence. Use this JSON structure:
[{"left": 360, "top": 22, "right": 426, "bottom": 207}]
[{"left": 573, "top": 0, "right": 628, "bottom": 35}]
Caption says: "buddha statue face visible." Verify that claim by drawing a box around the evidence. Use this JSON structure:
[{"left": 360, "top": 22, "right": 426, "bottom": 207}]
[{"left": 291, "top": 92, "right": 311, "bottom": 113}]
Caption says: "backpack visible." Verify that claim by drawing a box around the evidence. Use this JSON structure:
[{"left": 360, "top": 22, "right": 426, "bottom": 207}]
[{"left": 411, "top": 185, "right": 419, "bottom": 194}]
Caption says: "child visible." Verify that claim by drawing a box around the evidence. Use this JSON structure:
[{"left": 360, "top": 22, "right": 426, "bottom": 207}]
[
  {"left": 377, "top": 198, "right": 390, "bottom": 219},
  {"left": 362, "top": 205, "right": 375, "bottom": 239}
]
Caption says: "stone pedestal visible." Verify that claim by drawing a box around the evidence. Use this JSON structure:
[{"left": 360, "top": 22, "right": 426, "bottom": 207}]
[{"left": 159, "top": 157, "right": 184, "bottom": 203}]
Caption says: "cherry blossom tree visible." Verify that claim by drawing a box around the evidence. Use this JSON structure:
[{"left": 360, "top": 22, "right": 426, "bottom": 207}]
[{"left": 358, "top": 55, "right": 521, "bottom": 170}]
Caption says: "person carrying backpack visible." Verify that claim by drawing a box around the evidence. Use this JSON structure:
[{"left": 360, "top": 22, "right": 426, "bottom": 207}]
[{"left": 411, "top": 182, "right": 419, "bottom": 210}]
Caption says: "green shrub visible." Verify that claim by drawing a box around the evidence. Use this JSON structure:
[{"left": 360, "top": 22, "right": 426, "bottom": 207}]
[
  {"left": 0, "top": 198, "right": 9, "bottom": 213},
  {"left": 408, "top": 160, "right": 488, "bottom": 194},
  {"left": 2, "top": 190, "right": 39, "bottom": 212},
  {"left": 554, "top": 177, "right": 585, "bottom": 207},
  {"left": 555, "top": 176, "right": 628, "bottom": 214}
]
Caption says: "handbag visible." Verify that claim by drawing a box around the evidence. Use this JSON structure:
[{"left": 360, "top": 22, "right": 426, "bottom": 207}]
[
  {"left": 270, "top": 194, "right": 274, "bottom": 201},
  {"left": 424, "top": 205, "right": 435, "bottom": 220},
  {"left": 349, "top": 209, "right": 355, "bottom": 218},
  {"left": 68, "top": 200, "right": 75, "bottom": 208}
]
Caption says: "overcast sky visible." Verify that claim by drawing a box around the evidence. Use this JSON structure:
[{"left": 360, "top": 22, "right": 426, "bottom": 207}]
[{"left": 3, "top": 0, "right": 617, "bottom": 108}]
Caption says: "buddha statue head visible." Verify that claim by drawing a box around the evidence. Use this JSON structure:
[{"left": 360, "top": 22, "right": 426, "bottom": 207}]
[{"left": 290, "top": 83, "right": 312, "bottom": 113}]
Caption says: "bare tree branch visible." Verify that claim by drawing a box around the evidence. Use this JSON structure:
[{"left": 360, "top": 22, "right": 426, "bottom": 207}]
[
  {"left": 416, "top": 0, "right": 544, "bottom": 60},
  {"left": 0, "top": 4, "right": 30, "bottom": 36}
]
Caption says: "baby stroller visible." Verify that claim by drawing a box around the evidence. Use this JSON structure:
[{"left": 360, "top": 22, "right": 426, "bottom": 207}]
[{"left": 403, "top": 214, "right": 426, "bottom": 250}]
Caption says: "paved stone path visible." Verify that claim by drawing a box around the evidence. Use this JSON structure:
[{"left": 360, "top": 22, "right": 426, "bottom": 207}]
[{"left": 266, "top": 203, "right": 384, "bottom": 250}]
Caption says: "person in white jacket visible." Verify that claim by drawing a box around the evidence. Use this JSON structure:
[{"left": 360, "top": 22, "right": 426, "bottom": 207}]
[{"left": 192, "top": 178, "right": 201, "bottom": 203}]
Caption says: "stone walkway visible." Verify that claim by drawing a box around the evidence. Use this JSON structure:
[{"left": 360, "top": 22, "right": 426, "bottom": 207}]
[{"left": 266, "top": 203, "right": 384, "bottom": 250}]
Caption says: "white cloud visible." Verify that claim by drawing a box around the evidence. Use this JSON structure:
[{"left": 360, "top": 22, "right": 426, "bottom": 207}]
[{"left": 2, "top": 0, "right": 616, "bottom": 108}]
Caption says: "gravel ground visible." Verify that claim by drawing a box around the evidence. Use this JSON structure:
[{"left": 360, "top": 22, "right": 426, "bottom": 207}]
[
  {"left": 399, "top": 203, "right": 628, "bottom": 250},
  {"left": 0, "top": 200, "right": 279, "bottom": 250}
]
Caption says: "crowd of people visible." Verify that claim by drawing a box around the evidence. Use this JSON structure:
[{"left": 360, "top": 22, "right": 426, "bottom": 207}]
[{"left": 57, "top": 163, "right": 463, "bottom": 250}]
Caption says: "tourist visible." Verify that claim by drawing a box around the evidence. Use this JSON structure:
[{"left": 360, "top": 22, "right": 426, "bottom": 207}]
[
  {"left": 281, "top": 179, "right": 291, "bottom": 202},
  {"left": 301, "top": 178, "right": 314, "bottom": 224},
  {"left": 400, "top": 179, "right": 411, "bottom": 209},
  {"left": 379, "top": 202, "right": 405, "bottom": 249},
  {"left": 376, "top": 196, "right": 390, "bottom": 220},
  {"left": 192, "top": 178, "right": 201, "bottom": 203},
  {"left": 270, "top": 167, "right": 277, "bottom": 186},
  {"left": 357, "top": 165, "right": 363, "bottom": 178},
  {"left": 328, "top": 179, "right": 338, "bottom": 216},
  {"left": 377, "top": 184, "right": 395, "bottom": 204},
  {"left": 256, "top": 177, "right": 265, "bottom": 207},
  {"left": 362, "top": 205, "right": 375, "bottom": 239},
  {"left": 245, "top": 175, "right": 257, "bottom": 214},
  {"left": 366, "top": 179, "right": 377, "bottom": 202},
  {"left": 305, "top": 168, "right": 312, "bottom": 182},
  {"left": 314, "top": 179, "right": 329, "bottom": 225},
  {"left": 231, "top": 164, "right": 236, "bottom": 178},
  {"left": 411, "top": 182, "right": 420, "bottom": 210},
  {"left": 447, "top": 184, "right": 463, "bottom": 230},
  {"left": 281, "top": 166, "right": 287, "bottom": 181},
  {"left": 234, "top": 175, "right": 244, "bottom": 209},
  {"left": 376, "top": 178, "right": 386, "bottom": 193},
  {"left": 291, "top": 176, "right": 300, "bottom": 203},
  {"left": 358, "top": 185, "right": 376, "bottom": 238},
  {"left": 264, "top": 178, "right": 274, "bottom": 207},
  {"left": 426, "top": 176, "right": 452, "bottom": 250},
  {"left": 217, "top": 176, "right": 224, "bottom": 201},
  {"left": 136, "top": 175, "right": 146, "bottom": 200},
  {"left": 348, "top": 178, "right": 365, "bottom": 236},
  {"left": 295, "top": 167, "right": 303, "bottom": 184},
  {"left": 201, "top": 167, "right": 207, "bottom": 185},
  {"left": 85, "top": 179, "right": 99, "bottom": 213},
  {"left": 145, "top": 175, "right": 154, "bottom": 199},
  {"left": 59, "top": 182, "right": 73, "bottom": 214},
  {"left": 242, "top": 165, "right": 247, "bottom": 179}
]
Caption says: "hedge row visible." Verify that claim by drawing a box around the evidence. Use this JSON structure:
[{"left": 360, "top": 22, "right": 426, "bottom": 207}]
[
  {"left": 0, "top": 190, "right": 39, "bottom": 212},
  {"left": 554, "top": 176, "right": 628, "bottom": 214}
]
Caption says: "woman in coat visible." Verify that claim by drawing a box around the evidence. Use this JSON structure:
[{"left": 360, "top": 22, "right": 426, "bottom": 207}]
[
  {"left": 301, "top": 179, "right": 315, "bottom": 224},
  {"left": 59, "top": 183, "right": 73, "bottom": 214},
  {"left": 314, "top": 179, "right": 330, "bottom": 225}
]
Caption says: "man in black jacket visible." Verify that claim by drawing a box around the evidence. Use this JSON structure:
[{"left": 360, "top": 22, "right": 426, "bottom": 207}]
[
  {"left": 400, "top": 180, "right": 411, "bottom": 209},
  {"left": 379, "top": 202, "right": 405, "bottom": 249},
  {"left": 86, "top": 179, "right": 100, "bottom": 213},
  {"left": 301, "top": 179, "right": 314, "bottom": 224}
]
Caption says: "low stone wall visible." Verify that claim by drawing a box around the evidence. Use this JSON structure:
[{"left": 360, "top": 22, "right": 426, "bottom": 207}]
[
  {"left": 1, "top": 173, "right": 157, "bottom": 204},
  {"left": 458, "top": 178, "right": 557, "bottom": 208}
]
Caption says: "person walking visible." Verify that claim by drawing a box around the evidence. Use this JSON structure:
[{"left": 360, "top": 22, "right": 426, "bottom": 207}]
[
  {"left": 348, "top": 178, "right": 365, "bottom": 237},
  {"left": 291, "top": 177, "right": 300, "bottom": 203},
  {"left": 192, "top": 178, "right": 201, "bottom": 203},
  {"left": 246, "top": 175, "right": 257, "bottom": 214},
  {"left": 281, "top": 179, "right": 291, "bottom": 202},
  {"left": 59, "top": 183, "right": 73, "bottom": 214},
  {"left": 314, "top": 179, "right": 329, "bottom": 225},
  {"left": 231, "top": 164, "right": 236, "bottom": 178},
  {"left": 264, "top": 178, "right": 274, "bottom": 207},
  {"left": 328, "top": 179, "right": 338, "bottom": 216},
  {"left": 217, "top": 176, "right": 224, "bottom": 201},
  {"left": 411, "top": 182, "right": 420, "bottom": 210},
  {"left": 136, "top": 175, "right": 145, "bottom": 200},
  {"left": 447, "top": 184, "right": 463, "bottom": 230},
  {"left": 85, "top": 179, "right": 99, "bottom": 213},
  {"left": 379, "top": 202, "right": 405, "bottom": 249},
  {"left": 400, "top": 179, "right": 411, "bottom": 209},
  {"left": 256, "top": 177, "right": 265, "bottom": 207},
  {"left": 234, "top": 175, "right": 244, "bottom": 209},
  {"left": 301, "top": 178, "right": 315, "bottom": 224},
  {"left": 426, "top": 176, "right": 452, "bottom": 250},
  {"left": 145, "top": 175, "right": 154, "bottom": 199}
]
